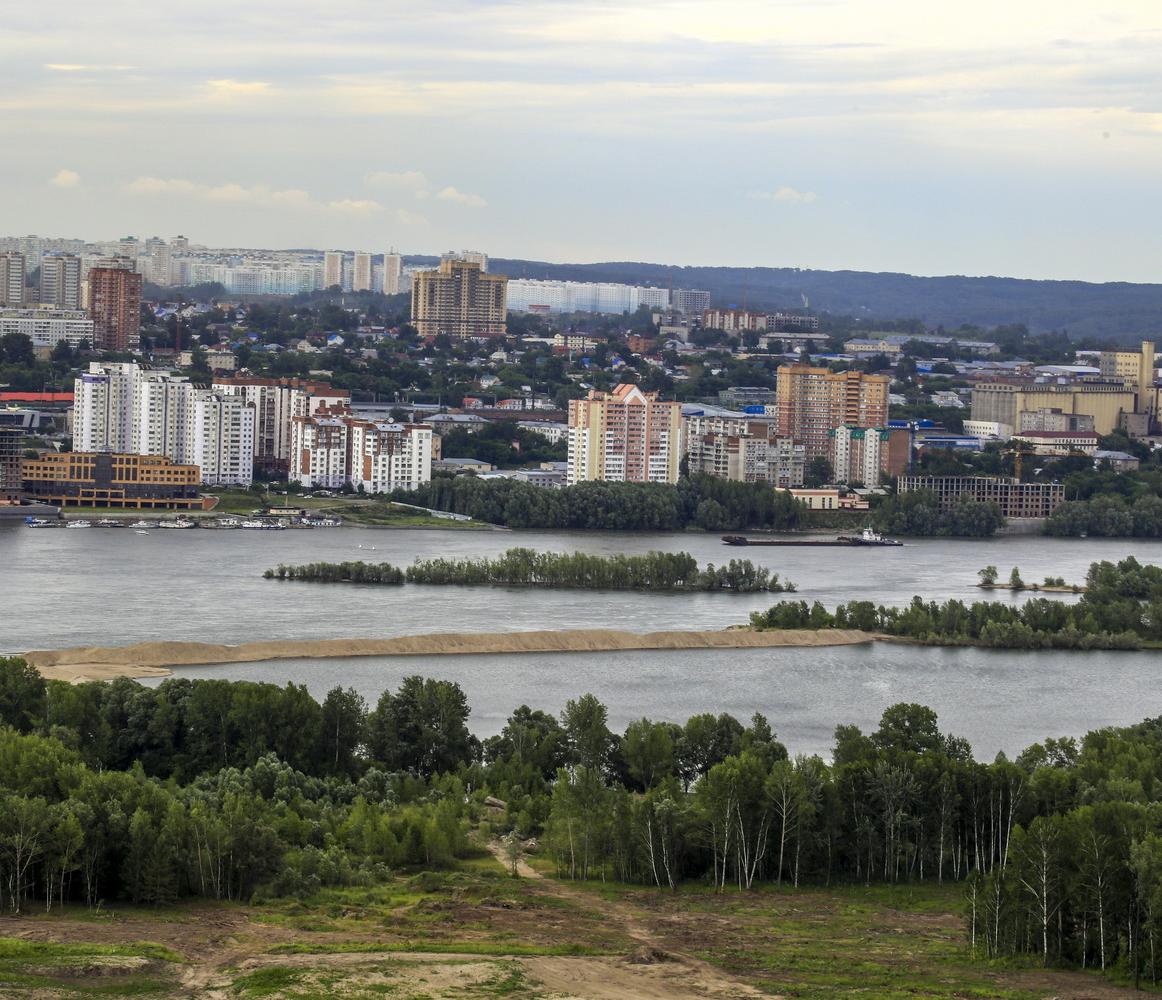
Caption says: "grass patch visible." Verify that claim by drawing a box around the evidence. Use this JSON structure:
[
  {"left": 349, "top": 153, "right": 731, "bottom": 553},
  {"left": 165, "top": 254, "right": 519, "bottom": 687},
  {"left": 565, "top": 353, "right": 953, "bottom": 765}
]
[
  {"left": 233, "top": 965, "right": 304, "bottom": 995},
  {"left": 0, "top": 938, "right": 180, "bottom": 997}
]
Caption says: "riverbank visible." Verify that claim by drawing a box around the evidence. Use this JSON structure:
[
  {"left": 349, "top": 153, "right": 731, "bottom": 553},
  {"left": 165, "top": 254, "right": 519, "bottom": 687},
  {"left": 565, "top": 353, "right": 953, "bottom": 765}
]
[{"left": 23, "top": 627, "right": 875, "bottom": 682}]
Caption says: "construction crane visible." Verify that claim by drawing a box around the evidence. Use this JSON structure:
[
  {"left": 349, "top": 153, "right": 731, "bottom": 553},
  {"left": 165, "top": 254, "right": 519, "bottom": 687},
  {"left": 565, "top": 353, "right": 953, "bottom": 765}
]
[{"left": 1010, "top": 440, "right": 1033, "bottom": 481}]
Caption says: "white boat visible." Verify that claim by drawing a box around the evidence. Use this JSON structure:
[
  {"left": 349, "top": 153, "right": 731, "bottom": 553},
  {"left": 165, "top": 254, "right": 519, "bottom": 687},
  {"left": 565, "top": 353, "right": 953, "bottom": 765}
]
[
  {"left": 157, "top": 518, "right": 198, "bottom": 529},
  {"left": 24, "top": 516, "right": 58, "bottom": 528},
  {"left": 65, "top": 520, "right": 92, "bottom": 528},
  {"left": 96, "top": 518, "right": 125, "bottom": 528},
  {"left": 240, "top": 519, "right": 286, "bottom": 530},
  {"left": 135, "top": 529, "right": 150, "bottom": 535},
  {"left": 302, "top": 516, "right": 342, "bottom": 527},
  {"left": 128, "top": 520, "right": 160, "bottom": 529}
]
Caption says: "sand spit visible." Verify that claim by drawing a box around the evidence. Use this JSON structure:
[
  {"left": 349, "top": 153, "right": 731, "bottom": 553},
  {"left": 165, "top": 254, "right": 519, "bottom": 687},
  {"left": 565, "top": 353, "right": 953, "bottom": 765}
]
[{"left": 24, "top": 628, "right": 875, "bottom": 682}]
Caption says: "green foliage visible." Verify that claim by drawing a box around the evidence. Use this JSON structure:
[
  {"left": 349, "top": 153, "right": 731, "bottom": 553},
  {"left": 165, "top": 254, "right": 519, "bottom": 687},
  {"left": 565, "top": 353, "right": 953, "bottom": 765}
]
[
  {"left": 1046, "top": 492, "right": 1162, "bottom": 537},
  {"left": 404, "top": 547, "right": 792, "bottom": 592},
  {"left": 872, "top": 489, "right": 1005, "bottom": 537},
  {"left": 438, "top": 422, "right": 567, "bottom": 467},
  {"left": 392, "top": 474, "right": 806, "bottom": 532},
  {"left": 751, "top": 556, "right": 1162, "bottom": 650},
  {"left": 264, "top": 561, "right": 405, "bottom": 584}
]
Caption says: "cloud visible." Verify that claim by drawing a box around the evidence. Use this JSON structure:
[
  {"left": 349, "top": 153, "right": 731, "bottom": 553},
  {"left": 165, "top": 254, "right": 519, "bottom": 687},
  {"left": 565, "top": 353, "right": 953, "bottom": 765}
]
[
  {"left": 435, "top": 186, "right": 487, "bottom": 207},
  {"left": 205, "top": 79, "right": 271, "bottom": 95},
  {"left": 43, "top": 63, "right": 133, "bottom": 72},
  {"left": 751, "top": 186, "right": 819, "bottom": 205},
  {"left": 49, "top": 168, "right": 80, "bottom": 188},
  {"left": 396, "top": 209, "right": 428, "bottom": 226},
  {"left": 123, "top": 176, "right": 371, "bottom": 214},
  {"left": 327, "top": 198, "right": 383, "bottom": 214},
  {"left": 365, "top": 170, "right": 430, "bottom": 195}
]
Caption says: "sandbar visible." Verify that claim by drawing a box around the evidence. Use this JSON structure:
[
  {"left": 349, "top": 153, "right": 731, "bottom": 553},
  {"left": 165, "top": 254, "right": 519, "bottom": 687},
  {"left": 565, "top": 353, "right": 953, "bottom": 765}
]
[{"left": 23, "top": 628, "right": 875, "bottom": 683}]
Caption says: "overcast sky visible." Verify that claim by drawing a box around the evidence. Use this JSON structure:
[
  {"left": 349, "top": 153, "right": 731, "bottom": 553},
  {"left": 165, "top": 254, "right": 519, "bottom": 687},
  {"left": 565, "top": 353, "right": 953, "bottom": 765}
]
[{"left": 4, "top": 1, "right": 1161, "bottom": 281}]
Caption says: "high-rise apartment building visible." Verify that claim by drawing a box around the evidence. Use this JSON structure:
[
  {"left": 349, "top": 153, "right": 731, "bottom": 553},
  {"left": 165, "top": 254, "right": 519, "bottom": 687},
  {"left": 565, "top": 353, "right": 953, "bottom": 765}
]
[
  {"left": 87, "top": 260, "right": 143, "bottom": 351},
  {"left": 0, "top": 253, "right": 26, "bottom": 306},
  {"left": 567, "top": 383, "right": 682, "bottom": 485},
  {"left": 323, "top": 251, "right": 344, "bottom": 289},
  {"left": 39, "top": 254, "right": 81, "bottom": 308},
  {"left": 145, "top": 238, "right": 172, "bottom": 285},
  {"left": 0, "top": 308, "right": 93, "bottom": 350},
  {"left": 382, "top": 252, "right": 403, "bottom": 295},
  {"left": 352, "top": 252, "right": 373, "bottom": 292},
  {"left": 411, "top": 258, "right": 507, "bottom": 338},
  {"left": 290, "top": 409, "right": 432, "bottom": 492},
  {"left": 774, "top": 366, "right": 890, "bottom": 459},
  {"left": 213, "top": 376, "right": 350, "bottom": 473},
  {"left": 669, "top": 288, "right": 710, "bottom": 314},
  {"left": 74, "top": 362, "right": 254, "bottom": 485},
  {"left": 829, "top": 425, "right": 911, "bottom": 487}
]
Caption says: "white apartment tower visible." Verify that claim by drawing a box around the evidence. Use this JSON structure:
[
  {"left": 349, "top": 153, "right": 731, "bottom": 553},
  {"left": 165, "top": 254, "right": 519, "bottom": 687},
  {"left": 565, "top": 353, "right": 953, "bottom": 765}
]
[
  {"left": 0, "top": 253, "right": 26, "bottom": 306},
  {"left": 352, "top": 252, "right": 373, "bottom": 292},
  {"left": 382, "top": 252, "right": 403, "bottom": 295},
  {"left": 74, "top": 362, "right": 255, "bottom": 485},
  {"left": 185, "top": 393, "right": 255, "bottom": 486},
  {"left": 40, "top": 254, "right": 82, "bottom": 308}
]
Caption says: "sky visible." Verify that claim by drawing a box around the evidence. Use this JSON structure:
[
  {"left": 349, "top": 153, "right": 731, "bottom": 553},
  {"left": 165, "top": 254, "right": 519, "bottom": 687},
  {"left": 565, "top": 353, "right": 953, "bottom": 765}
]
[{"left": 4, "top": 0, "right": 1162, "bottom": 282}]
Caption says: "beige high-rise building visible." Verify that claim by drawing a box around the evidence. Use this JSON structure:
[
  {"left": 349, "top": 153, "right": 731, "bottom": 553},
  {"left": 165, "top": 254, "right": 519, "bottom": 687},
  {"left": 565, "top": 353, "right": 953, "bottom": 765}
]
[
  {"left": 1099, "top": 342, "right": 1156, "bottom": 423},
  {"left": 323, "top": 251, "right": 344, "bottom": 290},
  {"left": 567, "top": 383, "right": 681, "bottom": 485},
  {"left": 0, "top": 252, "right": 26, "bottom": 306},
  {"left": 411, "top": 258, "right": 507, "bottom": 338},
  {"left": 382, "top": 252, "right": 403, "bottom": 295},
  {"left": 352, "top": 252, "right": 373, "bottom": 292},
  {"left": 774, "top": 366, "right": 890, "bottom": 459}
]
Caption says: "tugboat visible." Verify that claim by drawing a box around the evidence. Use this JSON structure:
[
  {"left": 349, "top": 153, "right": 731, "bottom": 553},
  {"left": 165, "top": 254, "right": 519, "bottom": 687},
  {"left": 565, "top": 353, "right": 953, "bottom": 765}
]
[{"left": 839, "top": 527, "right": 903, "bottom": 547}]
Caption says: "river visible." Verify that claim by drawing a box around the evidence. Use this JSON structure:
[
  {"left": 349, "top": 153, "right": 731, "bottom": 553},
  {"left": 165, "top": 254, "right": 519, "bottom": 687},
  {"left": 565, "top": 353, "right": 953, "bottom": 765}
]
[{"left": 2, "top": 523, "right": 1160, "bottom": 757}]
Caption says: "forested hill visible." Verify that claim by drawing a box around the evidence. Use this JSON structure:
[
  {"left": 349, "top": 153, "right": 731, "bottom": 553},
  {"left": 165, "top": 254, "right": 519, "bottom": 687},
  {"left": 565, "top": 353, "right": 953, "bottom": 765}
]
[{"left": 482, "top": 258, "right": 1162, "bottom": 340}]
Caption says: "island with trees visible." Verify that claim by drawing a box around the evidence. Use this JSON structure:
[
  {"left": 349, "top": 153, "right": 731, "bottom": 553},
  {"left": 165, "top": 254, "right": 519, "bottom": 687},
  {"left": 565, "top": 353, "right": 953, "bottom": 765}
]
[
  {"left": 750, "top": 557, "right": 1159, "bottom": 650},
  {"left": 266, "top": 549, "right": 795, "bottom": 593}
]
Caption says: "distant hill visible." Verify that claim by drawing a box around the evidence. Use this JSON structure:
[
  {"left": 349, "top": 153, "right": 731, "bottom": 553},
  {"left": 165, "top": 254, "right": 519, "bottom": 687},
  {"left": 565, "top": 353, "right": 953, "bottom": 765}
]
[{"left": 480, "top": 259, "right": 1162, "bottom": 342}]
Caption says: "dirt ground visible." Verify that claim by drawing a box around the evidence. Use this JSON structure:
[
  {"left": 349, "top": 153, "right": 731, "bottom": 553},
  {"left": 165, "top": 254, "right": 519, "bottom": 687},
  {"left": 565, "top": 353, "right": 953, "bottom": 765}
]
[
  {"left": 0, "top": 849, "right": 1148, "bottom": 999},
  {"left": 25, "top": 627, "right": 874, "bottom": 683}
]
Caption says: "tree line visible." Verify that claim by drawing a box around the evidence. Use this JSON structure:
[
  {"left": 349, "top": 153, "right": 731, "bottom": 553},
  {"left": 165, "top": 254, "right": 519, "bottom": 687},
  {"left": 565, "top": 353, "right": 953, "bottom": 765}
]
[
  {"left": 3, "top": 657, "right": 1162, "bottom": 984},
  {"left": 1047, "top": 494, "right": 1162, "bottom": 538},
  {"left": 264, "top": 561, "right": 405, "bottom": 584},
  {"left": 749, "top": 557, "right": 1161, "bottom": 650},
  {"left": 389, "top": 474, "right": 806, "bottom": 532},
  {"left": 871, "top": 489, "right": 1005, "bottom": 538},
  {"left": 264, "top": 549, "right": 794, "bottom": 593}
]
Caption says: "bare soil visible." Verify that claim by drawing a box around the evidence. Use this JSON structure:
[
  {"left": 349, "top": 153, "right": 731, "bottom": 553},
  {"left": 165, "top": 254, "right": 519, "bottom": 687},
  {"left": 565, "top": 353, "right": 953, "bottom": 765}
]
[{"left": 24, "top": 627, "right": 874, "bottom": 683}]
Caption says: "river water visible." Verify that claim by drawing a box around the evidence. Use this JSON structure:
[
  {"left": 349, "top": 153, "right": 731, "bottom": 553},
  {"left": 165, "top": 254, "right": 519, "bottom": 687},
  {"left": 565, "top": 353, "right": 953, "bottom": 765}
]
[{"left": 2, "top": 523, "right": 1160, "bottom": 757}]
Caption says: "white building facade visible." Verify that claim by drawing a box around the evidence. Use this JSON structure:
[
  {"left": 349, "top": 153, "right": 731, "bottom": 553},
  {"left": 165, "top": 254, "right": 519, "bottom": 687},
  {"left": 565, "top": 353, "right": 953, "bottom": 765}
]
[
  {"left": 0, "top": 307, "right": 93, "bottom": 349},
  {"left": 74, "top": 362, "right": 255, "bottom": 485}
]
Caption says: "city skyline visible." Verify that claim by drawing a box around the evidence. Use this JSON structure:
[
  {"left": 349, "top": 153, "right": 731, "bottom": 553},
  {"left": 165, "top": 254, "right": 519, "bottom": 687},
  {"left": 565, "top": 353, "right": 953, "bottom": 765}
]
[{"left": 4, "top": 1, "right": 1161, "bottom": 283}]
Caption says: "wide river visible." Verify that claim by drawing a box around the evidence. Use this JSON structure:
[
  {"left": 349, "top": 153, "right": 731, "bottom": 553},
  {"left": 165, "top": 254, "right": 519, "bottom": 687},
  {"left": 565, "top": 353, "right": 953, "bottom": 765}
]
[{"left": 2, "top": 522, "right": 1160, "bottom": 757}]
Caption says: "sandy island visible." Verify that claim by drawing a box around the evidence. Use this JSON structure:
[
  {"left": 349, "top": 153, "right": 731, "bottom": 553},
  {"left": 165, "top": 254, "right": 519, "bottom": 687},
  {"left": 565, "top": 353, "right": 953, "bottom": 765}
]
[{"left": 23, "top": 628, "right": 876, "bottom": 683}]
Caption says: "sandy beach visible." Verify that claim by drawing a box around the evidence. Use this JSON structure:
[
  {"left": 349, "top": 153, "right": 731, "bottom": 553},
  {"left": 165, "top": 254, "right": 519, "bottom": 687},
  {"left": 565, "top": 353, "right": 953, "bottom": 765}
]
[{"left": 23, "top": 627, "right": 875, "bottom": 682}]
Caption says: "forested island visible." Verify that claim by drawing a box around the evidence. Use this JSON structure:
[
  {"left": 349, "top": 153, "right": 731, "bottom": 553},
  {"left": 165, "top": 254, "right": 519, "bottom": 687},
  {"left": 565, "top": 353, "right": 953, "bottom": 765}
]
[
  {"left": 751, "top": 556, "right": 1160, "bottom": 649},
  {"left": 2, "top": 656, "right": 1162, "bottom": 987},
  {"left": 390, "top": 474, "right": 806, "bottom": 532},
  {"left": 266, "top": 549, "right": 795, "bottom": 593}
]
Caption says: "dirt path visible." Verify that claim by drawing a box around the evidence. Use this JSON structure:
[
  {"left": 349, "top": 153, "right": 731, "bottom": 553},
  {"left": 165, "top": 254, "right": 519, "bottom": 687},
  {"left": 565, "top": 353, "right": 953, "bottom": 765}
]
[{"left": 485, "top": 841, "right": 768, "bottom": 998}]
